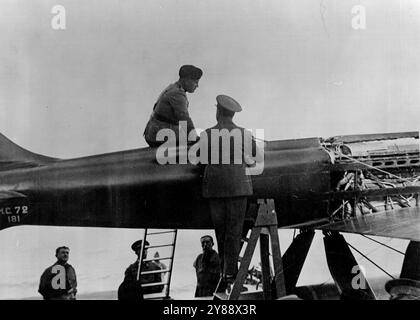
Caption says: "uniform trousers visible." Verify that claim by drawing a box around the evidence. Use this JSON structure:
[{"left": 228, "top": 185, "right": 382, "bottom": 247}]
[{"left": 209, "top": 196, "right": 247, "bottom": 276}]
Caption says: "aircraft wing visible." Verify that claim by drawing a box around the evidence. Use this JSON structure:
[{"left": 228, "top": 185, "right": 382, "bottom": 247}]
[{"left": 316, "top": 207, "right": 420, "bottom": 241}]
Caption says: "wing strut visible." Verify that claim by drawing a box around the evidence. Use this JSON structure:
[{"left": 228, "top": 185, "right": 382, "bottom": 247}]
[
  {"left": 324, "top": 231, "right": 376, "bottom": 300},
  {"left": 282, "top": 229, "right": 315, "bottom": 294}
]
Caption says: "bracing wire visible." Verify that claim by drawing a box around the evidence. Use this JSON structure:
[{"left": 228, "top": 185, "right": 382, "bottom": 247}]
[
  {"left": 361, "top": 235, "right": 405, "bottom": 255},
  {"left": 346, "top": 242, "right": 396, "bottom": 279}
]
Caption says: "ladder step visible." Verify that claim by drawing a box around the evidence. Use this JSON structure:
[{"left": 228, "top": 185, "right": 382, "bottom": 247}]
[
  {"left": 143, "top": 256, "right": 173, "bottom": 262},
  {"left": 141, "top": 281, "right": 169, "bottom": 288},
  {"left": 146, "top": 230, "right": 177, "bottom": 236},
  {"left": 143, "top": 292, "right": 171, "bottom": 300},
  {"left": 213, "top": 292, "right": 229, "bottom": 300},
  {"left": 146, "top": 244, "right": 175, "bottom": 249},
  {"left": 241, "top": 238, "right": 249, "bottom": 242},
  {"left": 141, "top": 268, "right": 171, "bottom": 275}
]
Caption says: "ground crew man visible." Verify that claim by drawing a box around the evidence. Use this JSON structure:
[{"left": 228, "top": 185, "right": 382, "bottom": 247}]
[
  {"left": 118, "top": 240, "right": 164, "bottom": 300},
  {"left": 193, "top": 235, "right": 221, "bottom": 297},
  {"left": 200, "top": 95, "right": 263, "bottom": 287},
  {"left": 38, "top": 246, "right": 77, "bottom": 300},
  {"left": 144, "top": 65, "right": 203, "bottom": 147},
  {"left": 385, "top": 241, "right": 420, "bottom": 300}
]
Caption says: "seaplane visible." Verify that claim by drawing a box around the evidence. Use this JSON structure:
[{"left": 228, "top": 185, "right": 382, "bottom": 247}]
[{"left": 0, "top": 130, "right": 419, "bottom": 300}]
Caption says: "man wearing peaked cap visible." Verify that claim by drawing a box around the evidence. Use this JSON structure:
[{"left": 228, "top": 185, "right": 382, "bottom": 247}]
[
  {"left": 385, "top": 278, "right": 420, "bottom": 300},
  {"left": 385, "top": 241, "right": 420, "bottom": 300},
  {"left": 143, "top": 65, "right": 203, "bottom": 147},
  {"left": 131, "top": 239, "right": 149, "bottom": 252},
  {"left": 118, "top": 239, "right": 164, "bottom": 300},
  {"left": 200, "top": 95, "right": 263, "bottom": 289},
  {"left": 216, "top": 94, "right": 242, "bottom": 112}
]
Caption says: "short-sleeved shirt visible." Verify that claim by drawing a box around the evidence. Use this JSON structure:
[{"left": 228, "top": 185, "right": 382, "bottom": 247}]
[{"left": 193, "top": 249, "right": 221, "bottom": 297}]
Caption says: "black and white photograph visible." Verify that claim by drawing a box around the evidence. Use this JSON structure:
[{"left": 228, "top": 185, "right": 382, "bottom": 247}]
[{"left": 0, "top": 0, "right": 419, "bottom": 306}]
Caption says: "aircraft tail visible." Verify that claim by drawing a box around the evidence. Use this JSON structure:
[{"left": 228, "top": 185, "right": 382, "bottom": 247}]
[{"left": 0, "top": 133, "right": 57, "bottom": 171}]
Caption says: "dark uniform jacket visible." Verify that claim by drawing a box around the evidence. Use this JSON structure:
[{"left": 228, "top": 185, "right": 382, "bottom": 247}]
[
  {"left": 123, "top": 260, "right": 164, "bottom": 295},
  {"left": 201, "top": 119, "right": 258, "bottom": 198},
  {"left": 193, "top": 249, "right": 221, "bottom": 297},
  {"left": 144, "top": 81, "right": 196, "bottom": 145},
  {"left": 38, "top": 262, "right": 77, "bottom": 300}
]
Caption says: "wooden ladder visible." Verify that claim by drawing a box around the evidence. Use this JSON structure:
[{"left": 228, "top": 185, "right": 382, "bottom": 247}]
[{"left": 214, "top": 199, "right": 287, "bottom": 300}]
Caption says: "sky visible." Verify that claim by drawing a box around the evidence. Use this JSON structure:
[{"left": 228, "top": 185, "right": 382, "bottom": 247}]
[
  {"left": 0, "top": 0, "right": 419, "bottom": 299},
  {"left": 0, "top": 0, "right": 419, "bottom": 158}
]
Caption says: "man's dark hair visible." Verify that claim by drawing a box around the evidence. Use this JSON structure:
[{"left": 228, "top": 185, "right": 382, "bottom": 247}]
[
  {"left": 179, "top": 65, "right": 203, "bottom": 80},
  {"left": 55, "top": 246, "right": 69, "bottom": 256},
  {"left": 200, "top": 235, "right": 214, "bottom": 244}
]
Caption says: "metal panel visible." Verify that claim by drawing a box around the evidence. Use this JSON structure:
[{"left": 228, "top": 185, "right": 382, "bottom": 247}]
[{"left": 326, "top": 132, "right": 419, "bottom": 144}]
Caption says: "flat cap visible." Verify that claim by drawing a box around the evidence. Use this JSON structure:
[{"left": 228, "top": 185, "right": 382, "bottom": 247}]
[
  {"left": 179, "top": 65, "right": 203, "bottom": 80},
  {"left": 216, "top": 95, "right": 242, "bottom": 112},
  {"left": 131, "top": 240, "right": 149, "bottom": 252}
]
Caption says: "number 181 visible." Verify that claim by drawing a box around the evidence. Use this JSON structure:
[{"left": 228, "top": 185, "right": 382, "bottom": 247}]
[{"left": 7, "top": 215, "right": 20, "bottom": 223}]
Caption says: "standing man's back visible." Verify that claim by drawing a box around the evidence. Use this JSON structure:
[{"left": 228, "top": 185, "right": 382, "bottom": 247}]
[{"left": 200, "top": 95, "right": 263, "bottom": 287}]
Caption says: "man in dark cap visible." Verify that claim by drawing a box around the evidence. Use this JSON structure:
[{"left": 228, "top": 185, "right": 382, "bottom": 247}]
[
  {"left": 385, "top": 279, "right": 420, "bottom": 300},
  {"left": 200, "top": 95, "right": 263, "bottom": 289},
  {"left": 144, "top": 65, "right": 203, "bottom": 147},
  {"left": 193, "top": 235, "right": 221, "bottom": 297},
  {"left": 118, "top": 240, "right": 164, "bottom": 300},
  {"left": 38, "top": 246, "right": 77, "bottom": 300},
  {"left": 385, "top": 241, "right": 420, "bottom": 300}
]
